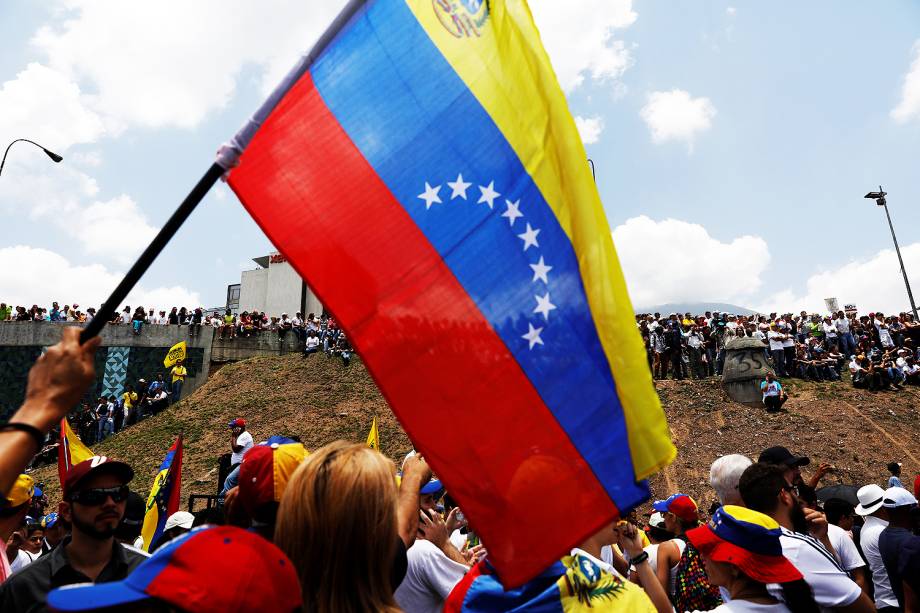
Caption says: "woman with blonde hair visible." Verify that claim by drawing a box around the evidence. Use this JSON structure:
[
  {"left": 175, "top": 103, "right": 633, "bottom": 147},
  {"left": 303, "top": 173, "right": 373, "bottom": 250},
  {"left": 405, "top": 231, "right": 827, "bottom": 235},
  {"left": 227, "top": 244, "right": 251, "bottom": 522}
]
[{"left": 275, "top": 440, "right": 401, "bottom": 613}]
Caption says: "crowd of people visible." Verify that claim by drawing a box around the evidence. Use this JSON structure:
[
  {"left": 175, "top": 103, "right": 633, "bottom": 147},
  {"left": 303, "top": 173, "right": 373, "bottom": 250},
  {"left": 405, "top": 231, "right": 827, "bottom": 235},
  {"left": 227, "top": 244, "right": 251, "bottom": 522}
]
[
  {"left": 638, "top": 309, "right": 920, "bottom": 391},
  {"left": 0, "top": 328, "right": 918, "bottom": 612},
  {"left": 1, "top": 302, "right": 355, "bottom": 365}
]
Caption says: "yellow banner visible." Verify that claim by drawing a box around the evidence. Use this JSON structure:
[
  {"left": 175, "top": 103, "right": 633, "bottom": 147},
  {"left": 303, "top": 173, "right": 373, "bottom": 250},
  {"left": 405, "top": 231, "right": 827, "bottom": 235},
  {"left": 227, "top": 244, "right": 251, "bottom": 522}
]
[{"left": 163, "top": 341, "right": 187, "bottom": 368}]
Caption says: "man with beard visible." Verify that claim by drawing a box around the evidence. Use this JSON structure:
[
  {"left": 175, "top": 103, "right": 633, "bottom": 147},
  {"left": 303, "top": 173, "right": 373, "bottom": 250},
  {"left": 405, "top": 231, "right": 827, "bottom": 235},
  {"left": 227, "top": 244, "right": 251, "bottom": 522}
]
[
  {"left": 0, "top": 456, "right": 144, "bottom": 611},
  {"left": 739, "top": 462, "right": 874, "bottom": 612}
]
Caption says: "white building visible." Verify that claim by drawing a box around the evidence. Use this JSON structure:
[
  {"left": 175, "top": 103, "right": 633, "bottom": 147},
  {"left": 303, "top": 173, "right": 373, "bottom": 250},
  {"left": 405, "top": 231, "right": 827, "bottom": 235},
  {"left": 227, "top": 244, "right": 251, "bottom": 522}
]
[{"left": 230, "top": 253, "right": 323, "bottom": 317}]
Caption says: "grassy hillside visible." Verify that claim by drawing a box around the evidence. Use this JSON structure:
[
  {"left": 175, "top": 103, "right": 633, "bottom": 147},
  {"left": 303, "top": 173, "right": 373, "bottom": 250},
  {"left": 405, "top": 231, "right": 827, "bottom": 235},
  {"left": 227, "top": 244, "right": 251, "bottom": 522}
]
[{"left": 33, "top": 354, "right": 920, "bottom": 511}]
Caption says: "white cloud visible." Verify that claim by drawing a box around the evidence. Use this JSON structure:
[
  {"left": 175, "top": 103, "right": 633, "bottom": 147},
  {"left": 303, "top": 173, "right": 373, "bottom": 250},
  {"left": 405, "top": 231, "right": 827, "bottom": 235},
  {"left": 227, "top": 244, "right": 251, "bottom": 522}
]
[
  {"left": 574, "top": 115, "right": 604, "bottom": 144},
  {"left": 755, "top": 244, "right": 920, "bottom": 315},
  {"left": 0, "top": 245, "right": 200, "bottom": 310},
  {"left": 639, "top": 89, "right": 716, "bottom": 150},
  {"left": 32, "top": 0, "right": 349, "bottom": 130},
  {"left": 529, "top": 0, "right": 637, "bottom": 93},
  {"left": 612, "top": 215, "right": 770, "bottom": 307},
  {"left": 0, "top": 62, "right": 106, "bottom": 153},
  {"left": 726, "top": 7, "right": 737, "bottom": 16},
  {"left": 891, "top": 40, "right": 920, "bottom": 123},
  {"left": 77, "top": 196, "right": 158, "bottom": 263}
]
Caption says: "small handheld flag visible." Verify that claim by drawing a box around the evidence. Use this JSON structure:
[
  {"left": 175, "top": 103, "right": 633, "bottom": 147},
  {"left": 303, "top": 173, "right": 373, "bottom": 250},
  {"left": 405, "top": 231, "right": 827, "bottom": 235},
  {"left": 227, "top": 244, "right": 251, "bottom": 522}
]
[
  {"left": 163, "top": 341, "right": 187, "bottom": 368},
  {"left": 58, "top": 418, "right": 94, "bottom": 488},
  {"left": 366, "top": 416, "right": 379, "bottom": 450},
  {"left": 141, "top": 435, "right": 183, "bottom": 551}
]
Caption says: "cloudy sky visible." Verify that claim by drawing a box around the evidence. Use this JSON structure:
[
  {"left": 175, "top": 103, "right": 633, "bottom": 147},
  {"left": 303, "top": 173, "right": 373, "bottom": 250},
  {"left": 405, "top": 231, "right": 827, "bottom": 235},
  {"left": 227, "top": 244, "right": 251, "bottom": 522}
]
[{"left": 1, "top": 1, "right": 919, "bottom": 314}]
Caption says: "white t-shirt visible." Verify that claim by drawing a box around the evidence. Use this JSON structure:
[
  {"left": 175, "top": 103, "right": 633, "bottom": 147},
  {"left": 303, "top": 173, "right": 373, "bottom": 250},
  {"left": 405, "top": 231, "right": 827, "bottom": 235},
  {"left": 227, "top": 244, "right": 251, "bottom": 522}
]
[
  {"left": 305, "top": 336, "right": 320, "bottom": 350},
  {"left": 694, "top": 601, "right": 791, "bottom": 612},
  {"left": 767, "top": 331, "right": 785, "bottom": 352},
  {"left": 859, "top": 515, "right": 898, "bottom": 609},
  {"left": 777, "top": 528, "right": 862, "bottom": 612},
  {"left": 826, "top": 523, "right": 864, "bottom": 573},
  {"left": 394, "top": 539, "right": 467, "bottom": 613},
  {"left": 230, "top": 431, "right": 254, "bottom": 465},
  {"left": 10, "top": 549, "right": 39, "bottom": 572}
]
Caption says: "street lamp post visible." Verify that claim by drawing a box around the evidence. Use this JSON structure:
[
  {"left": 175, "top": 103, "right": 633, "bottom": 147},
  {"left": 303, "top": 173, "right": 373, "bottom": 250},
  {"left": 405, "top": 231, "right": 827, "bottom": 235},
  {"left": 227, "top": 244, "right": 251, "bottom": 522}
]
[
  {"left": 864, "top": 186, "right": 919, "bottom": 320},
  {"left": 0, "top": 138, "right": 64, "bottom": 177}
]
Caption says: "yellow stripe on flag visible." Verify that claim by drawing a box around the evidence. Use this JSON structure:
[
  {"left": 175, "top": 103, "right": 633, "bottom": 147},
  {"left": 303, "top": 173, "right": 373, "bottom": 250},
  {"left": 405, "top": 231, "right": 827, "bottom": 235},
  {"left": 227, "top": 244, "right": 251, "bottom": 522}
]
[{"left": 405, "top": 0, "right": 674, "bottom": 478}]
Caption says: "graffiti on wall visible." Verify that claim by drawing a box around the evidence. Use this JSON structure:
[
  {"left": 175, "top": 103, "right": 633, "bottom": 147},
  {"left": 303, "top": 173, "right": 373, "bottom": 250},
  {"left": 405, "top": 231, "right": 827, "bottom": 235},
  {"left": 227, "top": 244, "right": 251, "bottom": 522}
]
[{"left": 0, "top": 345, "right": 204, "bottom": 421}]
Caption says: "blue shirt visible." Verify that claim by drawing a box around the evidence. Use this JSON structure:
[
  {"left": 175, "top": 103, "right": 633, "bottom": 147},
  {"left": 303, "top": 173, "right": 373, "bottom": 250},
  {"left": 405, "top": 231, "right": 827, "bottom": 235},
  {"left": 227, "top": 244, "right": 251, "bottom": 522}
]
[{"left": 879, "top": 526, "right": 916, "bottom": 607}]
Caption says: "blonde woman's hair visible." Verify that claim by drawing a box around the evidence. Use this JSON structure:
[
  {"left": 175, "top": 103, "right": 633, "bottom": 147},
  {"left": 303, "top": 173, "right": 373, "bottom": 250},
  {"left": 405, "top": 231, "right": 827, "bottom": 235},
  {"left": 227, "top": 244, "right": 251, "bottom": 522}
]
[{"left": 275, "top": 440, "right": 400, "bottom": 613}]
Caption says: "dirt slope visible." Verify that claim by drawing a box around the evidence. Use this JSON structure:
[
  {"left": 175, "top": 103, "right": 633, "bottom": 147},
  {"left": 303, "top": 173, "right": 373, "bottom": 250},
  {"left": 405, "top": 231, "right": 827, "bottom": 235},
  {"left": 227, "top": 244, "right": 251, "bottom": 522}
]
[{"left": 33, "top": 355, "right": 919, "bottom": 510}]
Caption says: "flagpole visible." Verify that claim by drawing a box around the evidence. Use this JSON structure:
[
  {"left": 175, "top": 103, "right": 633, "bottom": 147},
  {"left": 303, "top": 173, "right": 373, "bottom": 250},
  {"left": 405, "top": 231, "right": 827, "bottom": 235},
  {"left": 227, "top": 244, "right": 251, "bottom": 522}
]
[
  {"left": 80, "top": 164, "right": 225, "bottom": 344},
  {"left": 80, "top": 0, "right": 366, "bottom": 345}
]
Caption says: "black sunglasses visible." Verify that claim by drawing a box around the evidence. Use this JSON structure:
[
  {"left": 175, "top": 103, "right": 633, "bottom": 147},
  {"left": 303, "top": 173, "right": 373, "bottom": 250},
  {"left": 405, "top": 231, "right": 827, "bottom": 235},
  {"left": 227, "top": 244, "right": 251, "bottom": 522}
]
[
  {"left": 70, "top": 485, "right": 130, "bottom": 506},
  {"left": 782, "top": 484, "right": 800, "bottom": 497}
]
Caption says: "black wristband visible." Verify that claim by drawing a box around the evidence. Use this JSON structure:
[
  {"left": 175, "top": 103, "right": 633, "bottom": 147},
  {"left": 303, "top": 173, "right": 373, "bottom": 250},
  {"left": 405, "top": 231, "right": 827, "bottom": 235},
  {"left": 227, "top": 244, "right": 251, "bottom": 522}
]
[
  {"left": 628, "top": 551, "right": 649, "bottom": 566},
  {"left": 0, "top": 422, "right": 46, "bottom": 450}
]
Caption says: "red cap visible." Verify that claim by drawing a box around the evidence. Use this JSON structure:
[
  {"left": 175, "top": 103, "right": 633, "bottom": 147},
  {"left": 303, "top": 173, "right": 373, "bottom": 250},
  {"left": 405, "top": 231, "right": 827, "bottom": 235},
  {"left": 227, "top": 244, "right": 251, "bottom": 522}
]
[
  {"left": 46, "top": 526, "right": 302, "bottom": 613},
  {"left": 63, "top": 456, "right": 134, "bottom": 499},
  {"left": 229, "top": 418, "right": 247, "bottom": 429}
]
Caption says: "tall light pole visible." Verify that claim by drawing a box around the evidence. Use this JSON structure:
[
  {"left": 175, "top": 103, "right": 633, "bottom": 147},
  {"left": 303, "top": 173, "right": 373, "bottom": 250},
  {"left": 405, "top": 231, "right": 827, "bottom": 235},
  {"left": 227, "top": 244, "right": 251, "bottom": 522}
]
[
  {"left": 865, "top": 186, "right": 919, "bottom": 319},
  {"left": 0, "top": 138, "right": 63, "bottom": 177}
]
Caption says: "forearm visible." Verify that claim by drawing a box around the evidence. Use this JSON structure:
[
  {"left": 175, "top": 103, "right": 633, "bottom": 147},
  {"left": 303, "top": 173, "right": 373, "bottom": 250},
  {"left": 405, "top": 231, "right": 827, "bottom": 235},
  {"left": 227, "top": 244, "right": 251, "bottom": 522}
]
[
  {"left": 440, "top": 541, "right": 469, "bottom": 566},
  {"left": 632, "top": 558, "right": 672, "bottom": 613},
  {"left": 0, "top": 400, "right": 56, "bottom": 494},
  {"left": 396, "top": 472, "right": 423, "bottom": 547}
]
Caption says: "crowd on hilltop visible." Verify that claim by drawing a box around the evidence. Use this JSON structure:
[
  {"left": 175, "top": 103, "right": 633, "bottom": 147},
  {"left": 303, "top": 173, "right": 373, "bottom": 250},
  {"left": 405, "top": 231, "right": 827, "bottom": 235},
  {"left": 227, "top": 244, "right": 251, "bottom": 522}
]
[
  {"left": 0, "top": 301, "right": 354, "bottom": 363},
  {"left": 638, "top": 309, "right": 920, "bottom": 391},
  {"left": 0, "top": 328, "right": 919, "bottom": 612}
]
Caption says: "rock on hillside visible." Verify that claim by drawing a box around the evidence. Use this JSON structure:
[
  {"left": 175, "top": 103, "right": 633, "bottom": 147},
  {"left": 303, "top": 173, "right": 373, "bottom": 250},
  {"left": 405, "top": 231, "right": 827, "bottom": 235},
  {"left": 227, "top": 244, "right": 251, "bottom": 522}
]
[{"left": 33, "top": 355, "right": 919, "bottom": 514}]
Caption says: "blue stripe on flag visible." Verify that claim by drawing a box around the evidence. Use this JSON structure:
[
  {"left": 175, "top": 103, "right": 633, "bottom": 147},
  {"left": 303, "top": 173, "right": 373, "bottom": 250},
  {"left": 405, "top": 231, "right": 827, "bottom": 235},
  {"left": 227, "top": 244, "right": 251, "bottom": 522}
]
[{"left": 310, "top": 0, "right": 646, "bottom": 507}]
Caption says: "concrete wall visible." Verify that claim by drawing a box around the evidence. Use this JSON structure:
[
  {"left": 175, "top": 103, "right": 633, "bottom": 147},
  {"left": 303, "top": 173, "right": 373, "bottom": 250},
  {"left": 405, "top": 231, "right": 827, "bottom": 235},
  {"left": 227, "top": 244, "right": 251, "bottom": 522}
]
[
  {"left": 239, "top": 268, "right": 269, "bottom": 313},
  {"left": 238, "top": 257, "right": 323, "bottom": 317},
  {"left": 210, "top": 333, "right": 304, "bottom": 363},
  {"left": 0, "top": 322, "right": 212, "bottom": 420}
]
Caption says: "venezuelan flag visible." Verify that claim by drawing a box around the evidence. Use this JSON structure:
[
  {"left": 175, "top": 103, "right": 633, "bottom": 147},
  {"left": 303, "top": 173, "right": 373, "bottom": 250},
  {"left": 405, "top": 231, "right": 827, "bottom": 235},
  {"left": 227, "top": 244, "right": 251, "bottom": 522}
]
[
  {"left": 141, "top": 435, "right": 183, "bottom": 551},
  {"left": 57, "top": 417, "right": 94, "bottom": 487},
  {"left": 225, "top": 0, "right": 674, "bottom": 585},
  {"left": 445, "top": 555, "right": 656, "bottom": 612}
]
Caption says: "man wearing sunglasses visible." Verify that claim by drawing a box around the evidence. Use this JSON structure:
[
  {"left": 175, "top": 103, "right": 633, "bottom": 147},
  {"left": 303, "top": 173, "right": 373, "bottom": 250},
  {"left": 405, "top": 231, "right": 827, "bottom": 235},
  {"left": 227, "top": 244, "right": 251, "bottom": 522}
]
[
  {"left": 0, "top": 456, "right": 145, "bottom": 611},
  {"left": 739, "top": 462, "right": 874, "bottom": 612}
]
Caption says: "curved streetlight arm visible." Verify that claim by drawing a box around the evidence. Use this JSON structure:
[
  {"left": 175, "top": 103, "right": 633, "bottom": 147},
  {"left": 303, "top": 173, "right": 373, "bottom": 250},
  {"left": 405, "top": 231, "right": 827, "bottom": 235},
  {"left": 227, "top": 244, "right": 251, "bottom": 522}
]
[{"left": 0, "top": 138, "right": 64, "bottom": 177}]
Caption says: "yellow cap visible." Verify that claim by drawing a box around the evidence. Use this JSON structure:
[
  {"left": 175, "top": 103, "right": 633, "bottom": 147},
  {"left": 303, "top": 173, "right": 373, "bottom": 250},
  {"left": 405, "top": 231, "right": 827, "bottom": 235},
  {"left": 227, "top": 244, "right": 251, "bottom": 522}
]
[{"left": 5, "top": 474, "right": 34, "bottom": 508}]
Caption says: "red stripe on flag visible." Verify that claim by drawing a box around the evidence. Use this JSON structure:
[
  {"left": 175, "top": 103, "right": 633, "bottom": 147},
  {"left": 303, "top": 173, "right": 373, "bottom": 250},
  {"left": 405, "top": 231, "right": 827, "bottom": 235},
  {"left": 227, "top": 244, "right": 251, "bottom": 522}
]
[{"left": 228, "top": 72, "right": 619, "bottom": 585}]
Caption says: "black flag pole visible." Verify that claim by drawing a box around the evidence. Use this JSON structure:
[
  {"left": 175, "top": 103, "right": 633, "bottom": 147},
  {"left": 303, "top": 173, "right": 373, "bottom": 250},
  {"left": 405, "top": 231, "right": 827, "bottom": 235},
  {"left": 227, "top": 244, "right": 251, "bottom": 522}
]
[{"left": 79, "top": 163, "right": 225, "bottom": 344}]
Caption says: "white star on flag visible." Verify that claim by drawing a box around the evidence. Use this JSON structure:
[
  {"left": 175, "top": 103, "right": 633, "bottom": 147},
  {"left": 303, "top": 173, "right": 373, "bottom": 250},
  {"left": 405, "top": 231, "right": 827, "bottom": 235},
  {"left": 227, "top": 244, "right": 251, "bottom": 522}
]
[
  {"left": 522, "top": 322, "right": 544, "bottom": 349},
  {"left": 501, "top": 199, "right": 523, "bottom": 226},
  {"left": 529, "top": 256, "right": 552, "bottom": 284},
  {"left": 418, "top": 182, "right": 442, "bottom": 210},
  {"left": 447, "top": 174, "right": 472, "bottom": 200},
  {"left": 533, "top": 293, "right": 556, "bottom": 321},
  {"left": 477, "top": 181, "right": 500, "bottom": 209},
  {"left": 517, "top": 223, "right": 540, "bottom": 251}
]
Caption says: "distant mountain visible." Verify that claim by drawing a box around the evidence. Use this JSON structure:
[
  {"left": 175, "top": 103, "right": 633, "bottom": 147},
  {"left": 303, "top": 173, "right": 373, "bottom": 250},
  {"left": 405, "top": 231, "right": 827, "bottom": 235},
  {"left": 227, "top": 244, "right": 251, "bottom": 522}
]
[{"left": 636, "top": 302, "right": 758, "bottom": 316}]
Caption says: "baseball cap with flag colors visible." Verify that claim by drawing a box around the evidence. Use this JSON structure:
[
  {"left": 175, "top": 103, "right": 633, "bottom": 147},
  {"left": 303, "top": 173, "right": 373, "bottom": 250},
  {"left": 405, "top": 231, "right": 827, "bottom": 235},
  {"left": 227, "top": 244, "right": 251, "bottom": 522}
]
[
  {"left": 652, "top": 493, "right": 699, "bottom": 523},
  {"left": 5, "top": 474, "right": 34, "bottom": 508},
  {"left": 239, "top": 436, "right": 307, "bottom": 515},
  {"left": 46, "top": 526, "right": 302, "bottom": 613},
  {"left": 686, "top": 505, "right": 803, "bottom": 584}
]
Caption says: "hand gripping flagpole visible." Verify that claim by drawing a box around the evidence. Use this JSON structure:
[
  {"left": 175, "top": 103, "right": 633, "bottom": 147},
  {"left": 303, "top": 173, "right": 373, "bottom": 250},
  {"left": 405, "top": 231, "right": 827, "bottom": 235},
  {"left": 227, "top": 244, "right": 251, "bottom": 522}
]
[{"left": 79, "top": 0, "right": 367, "bottom": 345}]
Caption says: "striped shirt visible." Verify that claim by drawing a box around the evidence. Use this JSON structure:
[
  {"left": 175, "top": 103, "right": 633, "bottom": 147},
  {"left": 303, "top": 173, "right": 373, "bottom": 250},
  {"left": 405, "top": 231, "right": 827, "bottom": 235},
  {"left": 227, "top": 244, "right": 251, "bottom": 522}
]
[{"left": 778, "top": 527, "right": 861, "bottom": 612}]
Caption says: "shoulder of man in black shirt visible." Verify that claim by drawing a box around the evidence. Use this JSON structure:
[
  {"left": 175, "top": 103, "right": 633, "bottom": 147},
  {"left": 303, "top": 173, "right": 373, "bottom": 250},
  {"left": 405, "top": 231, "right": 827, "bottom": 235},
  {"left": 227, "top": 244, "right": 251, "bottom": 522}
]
[{"left": 0, "top": 537, "right": 145, "bottom": 612}]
